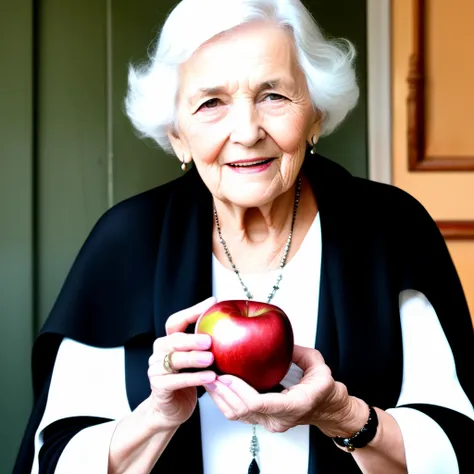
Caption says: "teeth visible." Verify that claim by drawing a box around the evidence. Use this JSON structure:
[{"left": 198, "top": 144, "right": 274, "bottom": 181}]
[{"left": 229, "top": 159, "right": 272, "bottom": 168}]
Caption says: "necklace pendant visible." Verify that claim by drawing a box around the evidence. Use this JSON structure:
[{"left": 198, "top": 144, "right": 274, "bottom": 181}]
[{"left": 248, "top": 458, "right": 260, "bottom": 474}]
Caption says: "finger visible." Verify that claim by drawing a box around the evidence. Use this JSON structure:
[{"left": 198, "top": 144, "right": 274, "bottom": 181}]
[
  {"left": 292, "top": 344, "right": 325, "bottom": 371},
  {"left": 216, "top": 375, "right": 268, "bottom": 418},
  {"left": 217, "top": 376, "right": 294, "bottom": 420},
  {"left": 150, "top": 369, "right": 217, "bottom": 394},
  {"left": 151, "top": 333, "right": 212, "bottom": 362},
  {"left": 148, "top": 350, "right": 214, "bottom": 374},
  {"left": 206, "top": 380, "right": 255, "bottom": 422},
  {"left": 211, "top": 378, "right": 251, "bottom": 421},
  {"left": 205, "top": 384, "right": 241, "bottom": 421},
  {"left": 248, "top": 391, "right": 294, "bottom": 415},
  {"left": 165, "top": 297, "right": 217, "bottom": 335},
  {"left": 217, "top": 375, "right": 260, "bottom": 400}
]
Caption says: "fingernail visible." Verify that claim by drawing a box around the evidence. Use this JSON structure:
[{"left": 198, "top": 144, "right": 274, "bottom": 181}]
[
  {"left": 218, "top": 375, "right": 232, "bottom": 386},
  {"left": 200, "top": 372, "right": 216, "bottom": 383},
  {"left": 196, "top": 334, "right": 212, "bottom": 348},
  {"left": 197, "top": 352, "right": 213, "bottom": 365},
  {"left": 204, "top": 383, "right": 216, "bottom": 391}
]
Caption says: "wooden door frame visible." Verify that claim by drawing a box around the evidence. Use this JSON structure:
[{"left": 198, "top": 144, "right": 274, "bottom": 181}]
[
  {"left": 367, "top": 0, "right": 392, "bottom": 185},
  {"left": 366, "top": 0, "right": 474, "bottom": 240}
]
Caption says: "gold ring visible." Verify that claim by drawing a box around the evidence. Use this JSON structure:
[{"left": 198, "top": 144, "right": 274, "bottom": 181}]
[{"left": 163, "top": 352, "right": 177, "bottom": 374}]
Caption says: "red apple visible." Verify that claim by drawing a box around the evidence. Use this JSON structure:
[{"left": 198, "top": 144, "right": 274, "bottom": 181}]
[{"left": 195, "top": 300, "right": 294, "bottom": 392}]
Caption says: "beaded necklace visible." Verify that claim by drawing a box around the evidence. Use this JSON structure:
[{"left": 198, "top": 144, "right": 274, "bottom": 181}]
[{"left": 213, "top": 176, "right": 302, "bottom": 473}]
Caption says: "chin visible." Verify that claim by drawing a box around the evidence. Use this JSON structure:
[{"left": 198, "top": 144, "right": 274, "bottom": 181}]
[
  {"left": 226, "top": 193, "right": 275, "bottom": 209},
  {"left": 223, "top": 182, "right": 280, "bottom": 208}
]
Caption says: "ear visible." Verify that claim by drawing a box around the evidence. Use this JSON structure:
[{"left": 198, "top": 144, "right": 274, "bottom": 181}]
[
  {"left": 307, "top": 113, "right": 323, "bottom": 147},
  {"left": 168, "top": 128, "right": 192, "bottom": 165}
]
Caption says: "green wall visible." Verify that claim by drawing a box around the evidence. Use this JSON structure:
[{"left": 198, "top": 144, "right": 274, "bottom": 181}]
[
  {"left": 311, "top": 0, "right": 368, "bottom": 178},
  {"left": 0, "top": 1, "right": 34, "bottom": 471},
  {"left": 0, "top": 1, "right": 367, "bottom": 472}
]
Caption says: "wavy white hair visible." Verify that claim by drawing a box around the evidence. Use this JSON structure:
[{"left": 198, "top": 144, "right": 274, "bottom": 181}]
[{"left": 124, "top": 0, "right": 359, "bottom": 154}]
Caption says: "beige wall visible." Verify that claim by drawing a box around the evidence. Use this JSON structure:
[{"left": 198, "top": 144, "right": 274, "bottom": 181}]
[
  {"left": 392, "top": 0, "right": 474, "bottom": 322},
  {"left": 425, "top": 0, "right": 474, "bottom": 157}
]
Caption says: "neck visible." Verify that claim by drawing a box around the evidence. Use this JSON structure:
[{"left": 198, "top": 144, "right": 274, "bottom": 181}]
[
  {"left": 212, "top": 176, "right": 317, "bottom": 274},
  {"left": 213, "top": 178, "right": 301, "bottom": 246}
]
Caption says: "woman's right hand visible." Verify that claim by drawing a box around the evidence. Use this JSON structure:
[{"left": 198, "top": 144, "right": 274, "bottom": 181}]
[{"left": 146, "top": 297, "right": 218, "bottom": 431}]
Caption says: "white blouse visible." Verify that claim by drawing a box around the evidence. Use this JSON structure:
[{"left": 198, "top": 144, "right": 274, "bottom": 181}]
[{"left": 32, "top": 214, "right": 474, "bottom": 474}]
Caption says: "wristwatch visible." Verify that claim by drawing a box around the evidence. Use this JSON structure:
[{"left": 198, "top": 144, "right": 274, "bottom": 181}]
[{"left": 332, "top": 406, "right": 379, "bottom": 452}]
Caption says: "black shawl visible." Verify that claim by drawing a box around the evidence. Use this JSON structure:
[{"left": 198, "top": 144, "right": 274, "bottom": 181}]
[{"left": 13, "top": 153, "right": 474, "bottom": 473}]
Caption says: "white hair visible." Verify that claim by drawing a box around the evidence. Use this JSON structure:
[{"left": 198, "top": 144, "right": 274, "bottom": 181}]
[{"left": 124, "top": 0, "right": 359, "bottom": 154}]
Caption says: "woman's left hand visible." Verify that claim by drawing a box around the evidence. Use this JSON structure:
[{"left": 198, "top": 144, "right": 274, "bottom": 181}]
[{"left": 204, "top": 344, "right": 367, "bottom": 437}]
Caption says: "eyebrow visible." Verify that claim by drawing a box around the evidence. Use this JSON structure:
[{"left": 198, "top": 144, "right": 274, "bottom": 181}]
[{"left": 189, "top": 79, "right": 287, "bottom": 103}]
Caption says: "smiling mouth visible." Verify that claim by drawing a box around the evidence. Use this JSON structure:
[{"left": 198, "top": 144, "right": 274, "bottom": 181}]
[{"left": 228, "top": 158, "right": 275, "bottom": 168}]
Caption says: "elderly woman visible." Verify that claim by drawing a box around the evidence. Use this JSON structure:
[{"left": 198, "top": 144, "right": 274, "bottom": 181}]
[{"left": 14, "top": 0, "right": 473, "bottom": 473}]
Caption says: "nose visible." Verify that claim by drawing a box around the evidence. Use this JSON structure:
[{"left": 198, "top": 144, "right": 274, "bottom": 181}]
[{"left": 229, "top": 103, "right": 265, "bottom": 147}]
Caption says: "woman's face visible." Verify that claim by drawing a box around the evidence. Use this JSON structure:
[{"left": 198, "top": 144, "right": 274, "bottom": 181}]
[{"left": 169, "top": 21, "right": 320, "bottom": 208}]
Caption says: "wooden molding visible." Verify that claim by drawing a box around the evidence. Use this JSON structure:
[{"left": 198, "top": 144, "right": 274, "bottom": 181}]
[
  {"left": 437, "top": 221, "right": 474, "bottom": 240},
  {"left": 407, "top": 0, "right": 474, "bottom": 171}
]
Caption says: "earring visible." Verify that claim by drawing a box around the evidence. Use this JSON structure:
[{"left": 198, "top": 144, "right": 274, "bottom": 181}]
[
  {"left": 310, "top": 135, "right": 317, "bottom": 155},
  {"left": 181, "top": 156, "right": 187, "bottom": 171}
]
